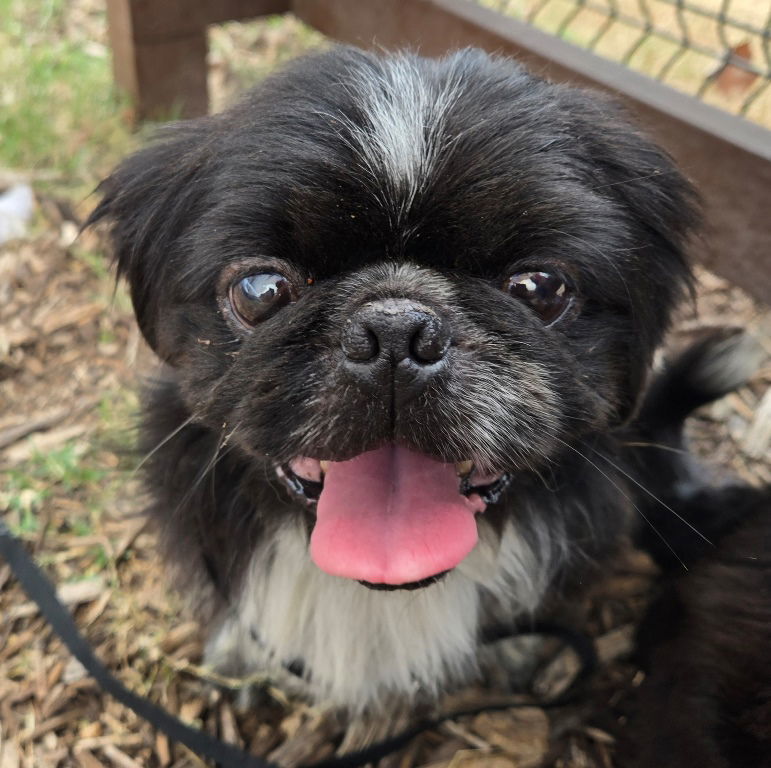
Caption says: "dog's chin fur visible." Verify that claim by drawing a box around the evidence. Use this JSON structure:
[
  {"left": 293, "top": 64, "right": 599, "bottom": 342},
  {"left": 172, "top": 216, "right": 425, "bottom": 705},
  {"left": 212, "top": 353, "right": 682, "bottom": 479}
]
[
  {"left": 90, "top": 46, "right": 699, "bottom": 713},
  {"left": 205, "top": 518, "right": 535, "bottom": 708}
]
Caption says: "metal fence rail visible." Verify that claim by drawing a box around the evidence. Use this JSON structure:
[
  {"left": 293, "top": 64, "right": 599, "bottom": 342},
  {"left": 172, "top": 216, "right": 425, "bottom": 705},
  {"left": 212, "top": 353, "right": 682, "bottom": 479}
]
[{"left": 477, "top": 0, "right": 771, "bottom": 125}]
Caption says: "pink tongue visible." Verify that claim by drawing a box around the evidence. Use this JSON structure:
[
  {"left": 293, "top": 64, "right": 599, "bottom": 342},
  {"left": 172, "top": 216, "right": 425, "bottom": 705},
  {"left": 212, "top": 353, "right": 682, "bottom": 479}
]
[{"left": 310, "top": 444, "right": 484, "bottom": 584}]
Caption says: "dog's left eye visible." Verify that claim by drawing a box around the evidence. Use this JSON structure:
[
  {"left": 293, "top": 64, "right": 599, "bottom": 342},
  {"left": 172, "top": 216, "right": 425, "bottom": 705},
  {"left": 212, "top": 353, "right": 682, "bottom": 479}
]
[
  {"left": 229, "top": 273, "right": 295, "bottom": 326},
  {"left": 504, "top": 271, "right": 574, "bottom": 325}
]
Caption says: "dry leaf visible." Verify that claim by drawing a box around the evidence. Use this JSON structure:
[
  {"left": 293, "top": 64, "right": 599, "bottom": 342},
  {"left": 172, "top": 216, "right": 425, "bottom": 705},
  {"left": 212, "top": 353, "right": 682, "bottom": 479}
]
[{"left": 714, "top": 42, "right": 758, "bottom": 97}]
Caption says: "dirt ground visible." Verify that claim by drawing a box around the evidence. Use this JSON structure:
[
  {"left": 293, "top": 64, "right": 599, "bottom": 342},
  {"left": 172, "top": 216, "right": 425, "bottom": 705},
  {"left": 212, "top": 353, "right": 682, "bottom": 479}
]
[{"left": 1, "top": 9, "right": 770, "bottom": 768}]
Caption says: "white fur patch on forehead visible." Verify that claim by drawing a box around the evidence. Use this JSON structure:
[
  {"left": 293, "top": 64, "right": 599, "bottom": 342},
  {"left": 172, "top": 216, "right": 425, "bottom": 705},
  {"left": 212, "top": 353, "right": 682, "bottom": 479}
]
[{"left": 337, "top": 54, "right": 462, "bottom": 217}]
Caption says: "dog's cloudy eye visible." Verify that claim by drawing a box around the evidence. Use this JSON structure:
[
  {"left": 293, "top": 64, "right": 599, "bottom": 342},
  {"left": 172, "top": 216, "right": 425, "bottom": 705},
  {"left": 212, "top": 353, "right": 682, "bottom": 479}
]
[
  {"left": 505, "top": 271, "right": 573, "bottom": 325},
  {"left": 230, "top": 273, "right": 294, "bottom": 326}
]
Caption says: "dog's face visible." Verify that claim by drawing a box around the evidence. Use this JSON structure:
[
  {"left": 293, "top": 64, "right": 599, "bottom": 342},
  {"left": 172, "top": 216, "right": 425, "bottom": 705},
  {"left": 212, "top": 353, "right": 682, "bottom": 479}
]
[{"left": 91, "top": 48, "right": 695, "bottom": 590}]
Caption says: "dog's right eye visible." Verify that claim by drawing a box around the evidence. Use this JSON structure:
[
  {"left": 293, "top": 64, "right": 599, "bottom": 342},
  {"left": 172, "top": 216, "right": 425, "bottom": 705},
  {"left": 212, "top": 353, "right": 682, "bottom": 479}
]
[
  {"left": 229, "top": 273, "right": 295, "bottom": 327},
  {"left": 504, "top": 271, "right": 574, "bottom": 326}
]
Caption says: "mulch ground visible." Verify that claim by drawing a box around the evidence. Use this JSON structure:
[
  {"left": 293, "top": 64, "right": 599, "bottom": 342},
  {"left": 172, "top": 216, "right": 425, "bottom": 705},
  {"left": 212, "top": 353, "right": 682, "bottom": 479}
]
[{"left": 1, "top": 13, "right": 771, "bottom": 768}]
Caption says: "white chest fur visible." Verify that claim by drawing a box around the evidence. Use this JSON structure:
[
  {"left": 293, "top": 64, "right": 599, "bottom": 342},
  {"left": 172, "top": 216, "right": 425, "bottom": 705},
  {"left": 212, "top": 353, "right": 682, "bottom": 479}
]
[{"left": 205, "top": 514, "right": 560, "bottom": 712}]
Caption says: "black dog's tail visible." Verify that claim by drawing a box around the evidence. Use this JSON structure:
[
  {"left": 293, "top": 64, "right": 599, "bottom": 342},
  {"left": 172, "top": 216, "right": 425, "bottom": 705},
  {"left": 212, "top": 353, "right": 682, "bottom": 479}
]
[
  {"left": 636, "top": 328, "right": 763, "bottom": 435},
  {"left": 627, "top": 329, "right": 766, "bottom": 569}
]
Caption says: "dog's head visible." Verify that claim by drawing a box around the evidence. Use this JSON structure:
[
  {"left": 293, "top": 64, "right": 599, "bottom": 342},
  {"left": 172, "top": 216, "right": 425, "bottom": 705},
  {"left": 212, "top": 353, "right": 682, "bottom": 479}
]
[{"left": 90, "top": 48, "right": 697, "bottom": 588}]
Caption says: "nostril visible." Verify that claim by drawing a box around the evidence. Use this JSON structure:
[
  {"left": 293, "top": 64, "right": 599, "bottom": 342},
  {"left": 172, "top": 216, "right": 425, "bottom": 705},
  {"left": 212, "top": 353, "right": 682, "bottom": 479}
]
[
  {"left": 342, "top": 299, "right": 451, "bottom": 369},
  {"left": 410, "top": 317, "right": 450, "bottom": 364},
  {"left": 342, "top": 320, "right": 379, "bottom": 362}
]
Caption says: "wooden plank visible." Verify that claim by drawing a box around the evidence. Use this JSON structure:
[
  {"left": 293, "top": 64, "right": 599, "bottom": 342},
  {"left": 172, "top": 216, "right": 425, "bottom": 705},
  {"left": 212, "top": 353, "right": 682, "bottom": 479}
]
[
  {"left": 106, "top": 0, "right": 292, "bottom": 118},
  {"left": 292, "top": 0, "right": 771, "bottom": 304},
  {"left": 105, "top": 0, "right": 139, "bottom": 104},
  {"left": 119, "top": 0, "right": 291, "bottom": 41},
  {"left": 134, "top": 33, "right": 210, "bottom": 119}
]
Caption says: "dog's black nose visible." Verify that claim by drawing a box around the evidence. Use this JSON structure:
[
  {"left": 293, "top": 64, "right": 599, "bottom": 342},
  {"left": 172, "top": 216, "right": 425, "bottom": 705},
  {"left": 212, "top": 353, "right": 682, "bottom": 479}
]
[
  {"left": 342, "top": 299, "right": 449, "bottom": 364},
  {"left": 342, "top": 299, "right": 450, "bottom": 402}
]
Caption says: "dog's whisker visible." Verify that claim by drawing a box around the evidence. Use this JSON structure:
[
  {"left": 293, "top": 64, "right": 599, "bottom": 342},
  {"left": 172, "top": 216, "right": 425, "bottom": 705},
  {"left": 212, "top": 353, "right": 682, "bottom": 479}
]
[
  {"left": 584, "top": 442, "right": 713, "bottom": 547},
  {"left": 172, "top": 432, "right": 239, "bottom": 520},
  {"left": 621, "top": 440, "right": 690, "bottom": 455},
  {"left": 133, "top": 413, "right": 198, "bottom": 476},
  {"left": 209, "top": 421, "right": 243, "bottom": 501},
  {"left": 553, "top": 436, "right": 689, "bottom": 572}
]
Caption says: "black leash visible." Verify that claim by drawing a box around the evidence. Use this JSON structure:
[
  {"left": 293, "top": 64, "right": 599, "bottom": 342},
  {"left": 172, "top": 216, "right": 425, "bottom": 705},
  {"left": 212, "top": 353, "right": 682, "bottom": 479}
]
[{"left": 0, "top": 518, "right": 596, "bottom": 768}]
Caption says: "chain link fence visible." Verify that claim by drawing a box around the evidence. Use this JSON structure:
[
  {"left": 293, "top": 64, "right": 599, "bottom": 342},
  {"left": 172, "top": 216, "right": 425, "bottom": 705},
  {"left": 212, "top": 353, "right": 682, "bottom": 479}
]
[{"left": 476, "top": 0, "right": 771, "bottom": 127}]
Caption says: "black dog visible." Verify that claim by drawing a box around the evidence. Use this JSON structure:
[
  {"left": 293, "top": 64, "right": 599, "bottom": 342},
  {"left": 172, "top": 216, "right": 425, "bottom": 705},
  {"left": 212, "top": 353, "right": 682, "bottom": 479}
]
[
  {"left": 89, "top": 47, "right": 701, "bottom": 712},
  {"left": 622, "top": 331, "right": 771, "bottom": 768},
  {"left": 630, "top": 502, "right": 771, "bottom": 768}
]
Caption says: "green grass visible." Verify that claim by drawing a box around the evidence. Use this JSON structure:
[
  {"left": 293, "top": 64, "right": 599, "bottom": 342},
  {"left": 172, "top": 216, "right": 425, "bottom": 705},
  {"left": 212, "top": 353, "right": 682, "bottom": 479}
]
[
  {"left": 0, "top": 0, "right": 135, "bottom": 187},
  {"left": 0, "top": 442, "right": 105, "bottom": 534},
  {"left": 34, "top": 443, "right": 106, "bottom": 490},
  {"left": 0, "top": 435, "right": 141, "bottom": 570},
  {"left": 96, "top": 388, "right": 140, "bottom": 457}
]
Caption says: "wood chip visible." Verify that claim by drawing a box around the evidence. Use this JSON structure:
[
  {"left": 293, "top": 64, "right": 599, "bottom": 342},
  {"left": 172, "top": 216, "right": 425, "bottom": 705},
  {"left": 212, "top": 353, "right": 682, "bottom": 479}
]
[
  {"left": 41, "top": 684, "right": 70, "bottom": 721},
  {"left": 73, "top": 735, "right": 145, "bottom": 752},
  {"left": 101, "top": 744, "right": 143, "bottom": 768},
  {"left": 0, "top": 407, "right": 70, "bottom": 450},
  {"left": 726, "top": 392, "right": 756, "bottom": 422},
  {"left": 160, "top": 622, "right": 200, "bottom": 656},
  {"left": 33, "top": 642, "right": 47, "bottom": 703},
  {"left": 0, "top": 739, "right": 22, "bottom": 768},
  {"left": 219, "top": 700, "right": 241, "bottom": 747},
  {"left": 36, "top": 301, "right": 104, "bottom": 336},
  {"left": 248, "top": 723, "right": 281, "bottom": 756},
  {"left": 63, "top": 657, "right": 89, "bottom": 684},
  {"left": 46, "top": 660, "right": 65, "bottom": 690},
  {"left": 4, "top": 424, "right": 88, "bottom": 462},
  {"left": 179, "top": 699, "right": 205, "bottom": 726},
  {"left": 439, "top": 721, "right": 492, "bottom": 751},
  {"left": 155, "top": 732, "right": 172, "bottom": 767},
  {"left": 78, "top": 723, "right": 102, "bottom": 740},
  {"left": 588, "top": 574, "right": 653, "bottom": 600},
  {"left": 0, "top": 169, "right": 61, "bottom": 186},
  {"left": 595, "top": 625, "right": 634, "bottom": 665},
  {"left": 81, "top": 589, "right": 114, "bottom": 628},
  {"left": 532, "top": 646, "right": 582, "bottom": 699},
  {"left": 269, "top": 708, "right": 341, "bottom": 768},
  {"left": 20, "top": 706, "right": 90, "bottom": 743},
  {"left": 0, "top": 629, "right": 39, "bottom": 662},
  {"left": 111, "top": 518, "right": 147, "bottom": 562},
  {"left": 8, "top": 577, "right": 105, "bottom": 620},
  {"left": 471, "top": 708, "right": 548, "bottom": 766},
  {"left": 423, "top": 750, "right": 519, "bottom": 768},
  {"left": 743, "top": 387, "right": 771, "bottom": 457},
  {"left": 583, "top": 726, "right": 615, "bottom": 745},
  {"left": 73, "top": 749, "right": 104, "bottom": 768}
]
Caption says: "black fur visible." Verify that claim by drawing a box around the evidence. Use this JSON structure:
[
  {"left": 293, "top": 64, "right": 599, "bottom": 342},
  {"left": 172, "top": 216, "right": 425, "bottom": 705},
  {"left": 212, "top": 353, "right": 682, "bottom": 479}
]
[
  {"left": 89, "top": 47, "right": 700, "bottom": 694},
  {"left": 622, "top": 332, "right": 771, "bottom": 767}
]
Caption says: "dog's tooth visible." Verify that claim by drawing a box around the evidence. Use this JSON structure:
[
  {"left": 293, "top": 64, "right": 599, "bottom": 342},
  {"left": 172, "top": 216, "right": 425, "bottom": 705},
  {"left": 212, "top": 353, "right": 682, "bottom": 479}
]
[
  {"left": 455, "top": 460, "right": 473, "bottom": 477},
  {"left": 320, "top": 460, "right": 330, "bottom": 474}
]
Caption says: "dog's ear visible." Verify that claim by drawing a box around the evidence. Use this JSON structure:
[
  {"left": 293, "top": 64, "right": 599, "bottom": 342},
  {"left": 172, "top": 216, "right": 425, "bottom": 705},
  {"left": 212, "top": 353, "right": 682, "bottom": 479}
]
[
  {"left": 571, "top": 92, "right": 700, "bottom": 424},
  {"left": 87, "top": 119, "right": 214, "bottom": 360}
]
